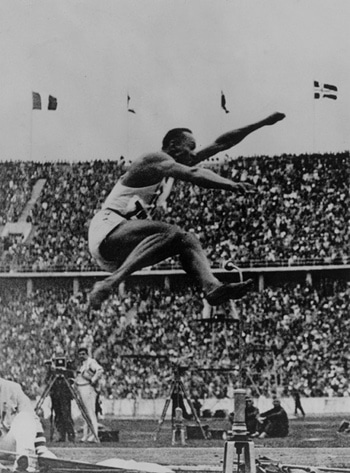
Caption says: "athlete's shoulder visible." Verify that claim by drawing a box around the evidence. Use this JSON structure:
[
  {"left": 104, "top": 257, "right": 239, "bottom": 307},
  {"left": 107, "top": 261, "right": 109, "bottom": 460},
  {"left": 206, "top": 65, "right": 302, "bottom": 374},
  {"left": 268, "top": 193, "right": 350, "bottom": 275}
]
[
  {"left": 128, "top": 151, "right": 175, "bottom": 174},
  {"left": 0, "top": 377, "right": 18, "bottom": 387},
  {"left": 138, "top": 150, "right": 174, "bottom": 165},
  {"left": 0, "top": 377, "right": 22, "bottom": 392}
]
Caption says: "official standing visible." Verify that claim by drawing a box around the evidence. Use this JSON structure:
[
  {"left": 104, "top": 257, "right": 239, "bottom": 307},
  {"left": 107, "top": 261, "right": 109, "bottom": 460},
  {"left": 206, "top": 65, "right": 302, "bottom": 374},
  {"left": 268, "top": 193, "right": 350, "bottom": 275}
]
[
  {"left": 75, "top": 347, "right": 104, "bottom": 442},
  {"left": 292, "top": 388, "right": 305, "bottom": 417}
]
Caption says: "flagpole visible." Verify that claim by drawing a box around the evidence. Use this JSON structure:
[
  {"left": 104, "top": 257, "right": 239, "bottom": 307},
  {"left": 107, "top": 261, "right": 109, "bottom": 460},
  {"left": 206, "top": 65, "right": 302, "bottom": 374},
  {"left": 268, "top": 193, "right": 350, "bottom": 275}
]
[
  {"left": 31, "top": 91, "right": 42, "bottom": 161},
  {"left": 126, "top": 92, "right": 136, "bottom": 161},
  {"left": 126, "top": 92, "right": 130, "bottom": 160},
  {"left": 312, "top": 81, "right": 316, "bottom": 153},
  {"left": 30, "top": 100, "right": 33, "bottom": 161}
]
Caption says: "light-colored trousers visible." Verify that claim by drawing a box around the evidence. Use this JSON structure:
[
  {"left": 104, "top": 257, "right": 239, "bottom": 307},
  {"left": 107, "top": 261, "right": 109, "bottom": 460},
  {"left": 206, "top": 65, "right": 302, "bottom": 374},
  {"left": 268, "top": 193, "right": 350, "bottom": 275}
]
[{"left": 76, "top": 384, "right": 99, "bottom": 441}]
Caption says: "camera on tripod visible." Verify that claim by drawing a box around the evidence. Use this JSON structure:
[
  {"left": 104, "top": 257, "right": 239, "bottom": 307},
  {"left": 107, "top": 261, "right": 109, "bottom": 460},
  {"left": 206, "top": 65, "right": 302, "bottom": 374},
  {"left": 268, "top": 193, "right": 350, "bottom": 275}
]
[
  {"left": 44, "top": 355, "right": 71, "bottom": 372},
  {"left": 169, "top": 353, "right": 192, "bottom": 374},
  {"left": 172, "top": 363, "right": 188, "bottom": 376},
  {"left": 37, "top": 353, "right": 98, "bottom": 441}
]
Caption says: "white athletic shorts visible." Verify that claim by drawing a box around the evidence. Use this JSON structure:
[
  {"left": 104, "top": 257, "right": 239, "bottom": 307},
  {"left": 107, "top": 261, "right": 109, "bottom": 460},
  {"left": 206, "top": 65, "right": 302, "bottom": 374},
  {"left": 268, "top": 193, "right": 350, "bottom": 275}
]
[{"left": 88, "top": 209, "right": 126, "bottom": 272}]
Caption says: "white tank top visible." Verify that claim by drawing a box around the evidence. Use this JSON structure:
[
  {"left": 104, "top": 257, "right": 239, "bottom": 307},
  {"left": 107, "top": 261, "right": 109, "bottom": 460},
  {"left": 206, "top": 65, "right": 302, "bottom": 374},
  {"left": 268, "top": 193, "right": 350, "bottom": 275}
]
[{"left": 102, "top": 177, "right": 174, "bottom": 219}]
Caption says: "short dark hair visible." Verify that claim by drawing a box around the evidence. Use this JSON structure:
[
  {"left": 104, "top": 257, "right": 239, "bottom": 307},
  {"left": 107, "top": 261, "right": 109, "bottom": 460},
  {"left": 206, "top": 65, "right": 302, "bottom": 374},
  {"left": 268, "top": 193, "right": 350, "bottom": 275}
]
[{"left": 162, "top": 128, "right": 192, "bottom": 149}]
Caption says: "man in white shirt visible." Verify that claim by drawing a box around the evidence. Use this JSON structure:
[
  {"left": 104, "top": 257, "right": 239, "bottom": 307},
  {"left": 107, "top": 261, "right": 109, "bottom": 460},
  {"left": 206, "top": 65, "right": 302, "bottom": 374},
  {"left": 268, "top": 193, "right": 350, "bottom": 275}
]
[{"left": 75, "top": 347, "right": 104, "bottom": 442}]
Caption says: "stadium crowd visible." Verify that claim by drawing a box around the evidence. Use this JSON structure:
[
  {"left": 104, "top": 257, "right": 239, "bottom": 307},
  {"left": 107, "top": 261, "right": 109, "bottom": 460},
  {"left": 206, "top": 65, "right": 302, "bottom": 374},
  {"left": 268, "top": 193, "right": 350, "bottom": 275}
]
[
  {"left": 0, "top": 151, "right": 349, "bottom": 271},
  {"left": 0, "top": 279, "right": 349, "bottom": 400},
  {"left": 0, "top": 152, "right": 349, "bottom": 402},
  {"left": 0, "top": 161, "right": 38, "bottom": 225}
]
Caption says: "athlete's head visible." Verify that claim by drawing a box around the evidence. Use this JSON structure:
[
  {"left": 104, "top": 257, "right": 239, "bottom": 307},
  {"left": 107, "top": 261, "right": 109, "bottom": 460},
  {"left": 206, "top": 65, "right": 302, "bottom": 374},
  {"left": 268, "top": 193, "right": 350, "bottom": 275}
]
[{"left": 162, "top": 128, "right": 196, "bottom": 162}]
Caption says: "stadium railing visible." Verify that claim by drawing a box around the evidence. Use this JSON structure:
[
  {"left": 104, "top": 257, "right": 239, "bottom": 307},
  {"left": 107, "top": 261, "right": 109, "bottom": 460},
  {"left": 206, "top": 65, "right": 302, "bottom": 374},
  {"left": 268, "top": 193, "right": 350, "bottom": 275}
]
[{"left": 0, "top": 256, "right": 349, "bottom": 273}]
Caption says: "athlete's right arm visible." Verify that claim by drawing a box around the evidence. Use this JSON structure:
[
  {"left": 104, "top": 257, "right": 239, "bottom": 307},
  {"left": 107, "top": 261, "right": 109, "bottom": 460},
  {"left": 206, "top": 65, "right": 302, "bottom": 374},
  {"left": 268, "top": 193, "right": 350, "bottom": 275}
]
[{"left": 158, "top": 154, "right": 254, "bottom": 194}]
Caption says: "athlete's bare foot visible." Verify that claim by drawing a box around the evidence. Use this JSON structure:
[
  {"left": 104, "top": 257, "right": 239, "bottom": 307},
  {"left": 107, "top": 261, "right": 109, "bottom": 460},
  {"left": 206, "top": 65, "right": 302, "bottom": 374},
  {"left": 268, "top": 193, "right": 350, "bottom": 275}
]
[
  {"left": 264, "top": 112, "right": 285, "bottom": 125},
  {"left": 88, "top": 280, "right": 112, "bottom": 310},
  {"left": 205, "top": 279, "right": 253, "bottom": 306}
]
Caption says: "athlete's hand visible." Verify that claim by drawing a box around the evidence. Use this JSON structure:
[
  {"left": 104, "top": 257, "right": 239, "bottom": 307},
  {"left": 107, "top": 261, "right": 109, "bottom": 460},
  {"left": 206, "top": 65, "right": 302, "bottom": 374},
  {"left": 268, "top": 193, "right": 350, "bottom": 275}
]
[
  {"left": 265, "top": 112, "right": 286, "bottom": 125},
  {"left": 232, "top": 182, "right": 255, "bottom": 195}
]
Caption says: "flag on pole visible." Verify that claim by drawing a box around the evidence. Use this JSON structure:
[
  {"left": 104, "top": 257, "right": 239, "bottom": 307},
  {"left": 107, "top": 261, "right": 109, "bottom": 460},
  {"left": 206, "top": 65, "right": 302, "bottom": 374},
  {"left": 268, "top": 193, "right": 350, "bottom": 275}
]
[
  {"left": 48, "top": 95, "right": 58, "bottom": 110},
  {"left": 32, "top": 92, "right": 42, "bottom": 110},
  {"left": 127, "top": 94, "right": 136, "bottom": 114},
  {"left": 314, "top": 81, "right": 338, "bottom": 100},
  {"left": 221, "top": 91, "right": 230, "bottom": 113}
]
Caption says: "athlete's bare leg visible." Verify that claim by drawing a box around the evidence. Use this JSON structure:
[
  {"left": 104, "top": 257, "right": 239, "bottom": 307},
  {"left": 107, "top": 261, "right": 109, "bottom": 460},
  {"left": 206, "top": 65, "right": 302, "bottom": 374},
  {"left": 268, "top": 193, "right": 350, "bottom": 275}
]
[{"left": 88, "top": 220, "right": 252, "bottom": 309}]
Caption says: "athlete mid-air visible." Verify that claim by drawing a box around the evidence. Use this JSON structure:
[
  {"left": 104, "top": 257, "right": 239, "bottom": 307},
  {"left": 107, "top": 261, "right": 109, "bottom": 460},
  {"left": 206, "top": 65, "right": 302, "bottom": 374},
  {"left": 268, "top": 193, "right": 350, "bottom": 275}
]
[{"left": 88, "top": 112, "right": 285, "bottom": 309}]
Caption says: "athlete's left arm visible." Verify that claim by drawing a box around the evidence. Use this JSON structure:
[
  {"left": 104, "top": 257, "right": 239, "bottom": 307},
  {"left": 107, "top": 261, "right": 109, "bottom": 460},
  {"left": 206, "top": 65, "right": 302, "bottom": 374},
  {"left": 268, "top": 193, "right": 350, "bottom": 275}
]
[
  {"left": 189, "top": 112, "right": 286, "bottom": 165},
  {"left": 188, "top": 141, "right": 225, "bottom": 166}
]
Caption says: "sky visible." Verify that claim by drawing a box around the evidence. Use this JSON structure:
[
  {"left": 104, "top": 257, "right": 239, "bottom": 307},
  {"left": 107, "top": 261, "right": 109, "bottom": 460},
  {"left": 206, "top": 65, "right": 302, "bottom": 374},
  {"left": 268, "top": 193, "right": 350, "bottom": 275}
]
[{"left": 0, "top": 0, "right": 349, "bottom": 162}]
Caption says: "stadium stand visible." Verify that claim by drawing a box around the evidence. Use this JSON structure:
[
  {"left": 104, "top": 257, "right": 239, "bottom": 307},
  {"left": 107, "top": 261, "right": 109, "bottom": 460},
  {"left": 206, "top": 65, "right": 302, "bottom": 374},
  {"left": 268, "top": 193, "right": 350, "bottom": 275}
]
[
  {"left": 0, "top": 279, "right": 349, "bottom": 400},
  {"left": 0, "top": 151, "right": 349, "bottom": 271},
  {"left": 0, "top": 152, "right": 349, "bottom": 400}
]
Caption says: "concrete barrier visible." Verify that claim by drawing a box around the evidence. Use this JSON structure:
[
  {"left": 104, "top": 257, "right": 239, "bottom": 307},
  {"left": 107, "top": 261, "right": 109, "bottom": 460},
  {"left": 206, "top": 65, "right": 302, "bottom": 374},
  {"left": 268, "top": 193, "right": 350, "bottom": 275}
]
[
  {"left": 38, "top": 395, "right": 350, "bottom": 420},
  {"left": 99, "top": 396, "right": 350, "bottom": 418}
]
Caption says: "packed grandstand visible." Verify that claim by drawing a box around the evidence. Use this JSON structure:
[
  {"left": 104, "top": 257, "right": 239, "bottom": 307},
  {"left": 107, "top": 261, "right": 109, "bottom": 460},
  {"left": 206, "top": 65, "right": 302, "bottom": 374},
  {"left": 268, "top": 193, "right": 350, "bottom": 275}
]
[{"left": 0, "top": 152, "right": 349, "bottom": 401}]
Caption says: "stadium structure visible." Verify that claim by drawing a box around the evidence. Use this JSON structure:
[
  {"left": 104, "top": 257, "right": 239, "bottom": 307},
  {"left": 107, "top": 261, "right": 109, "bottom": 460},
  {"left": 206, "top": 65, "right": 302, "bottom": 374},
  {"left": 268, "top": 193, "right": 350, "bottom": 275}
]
[{"left": 0, "top": 152, "right": 349, "bottom": 418}]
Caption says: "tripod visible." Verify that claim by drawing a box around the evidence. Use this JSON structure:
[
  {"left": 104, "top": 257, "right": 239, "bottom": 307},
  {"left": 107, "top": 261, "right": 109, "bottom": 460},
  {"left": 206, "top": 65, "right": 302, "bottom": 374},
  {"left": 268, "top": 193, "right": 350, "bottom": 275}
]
[
  {"left": 223, "top": 262, "right": 256, "bottom": 473},
  {"left": 35, "top": 369, "right": 99, "bottom": 442},
  {"left": 154, "top": 367, "right": 208, "bottom": 440}
]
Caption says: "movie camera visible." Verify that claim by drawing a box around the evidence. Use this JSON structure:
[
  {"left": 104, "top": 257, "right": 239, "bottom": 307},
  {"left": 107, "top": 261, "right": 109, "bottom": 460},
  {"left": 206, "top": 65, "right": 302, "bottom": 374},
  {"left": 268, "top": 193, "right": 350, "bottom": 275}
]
[
  {"left": 37, "top": 354, "right": 98, "bottom": 442},
  {"left": 44, "top": 355, "right": 72, "bottom": 373}
]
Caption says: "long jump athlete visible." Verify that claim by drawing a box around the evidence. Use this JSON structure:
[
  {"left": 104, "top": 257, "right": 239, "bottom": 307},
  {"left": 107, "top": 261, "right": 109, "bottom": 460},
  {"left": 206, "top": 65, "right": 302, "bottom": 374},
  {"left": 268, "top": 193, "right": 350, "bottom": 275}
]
[{"left": 88, "top": 112, "right": 285, "bottom": 309}]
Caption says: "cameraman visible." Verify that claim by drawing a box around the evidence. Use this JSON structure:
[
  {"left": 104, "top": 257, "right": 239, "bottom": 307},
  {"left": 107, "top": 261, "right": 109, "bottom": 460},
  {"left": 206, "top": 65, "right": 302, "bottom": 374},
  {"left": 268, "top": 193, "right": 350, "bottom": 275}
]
[
  {"left": 47, "top": 349, "right": 75, "bottom": 442},
  {"left": 169, "top": 361, "right": 192, "bottom": 420}
]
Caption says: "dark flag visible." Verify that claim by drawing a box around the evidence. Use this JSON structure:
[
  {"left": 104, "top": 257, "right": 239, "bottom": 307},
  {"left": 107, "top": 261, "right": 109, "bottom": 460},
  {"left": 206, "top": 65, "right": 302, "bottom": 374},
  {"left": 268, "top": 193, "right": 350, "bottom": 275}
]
[
  {"left": 127, "top": 94, "right": 136, "bottom": 114},
  {"left": 32, "top": 92, "right": 42, "bottom": 110},
  {"left": 48, "top": 95, "right": 58, "bottom": 110},
  {"left": 221, "top": 91, "right": 230, "bottom": 113},
  {"left": 314, "top": 81, "right": 338, "bottom": 100}
]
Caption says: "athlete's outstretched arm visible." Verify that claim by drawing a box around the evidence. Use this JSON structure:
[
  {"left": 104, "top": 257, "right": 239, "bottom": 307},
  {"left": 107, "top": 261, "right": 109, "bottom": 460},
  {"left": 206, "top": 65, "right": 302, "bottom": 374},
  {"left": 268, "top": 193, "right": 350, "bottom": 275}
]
[
  {"left": 190, "top": 112, "right": 285, "bottom": 165},
  {"left": 161, "top": 157, "right": 254, "bottom": 194}
]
